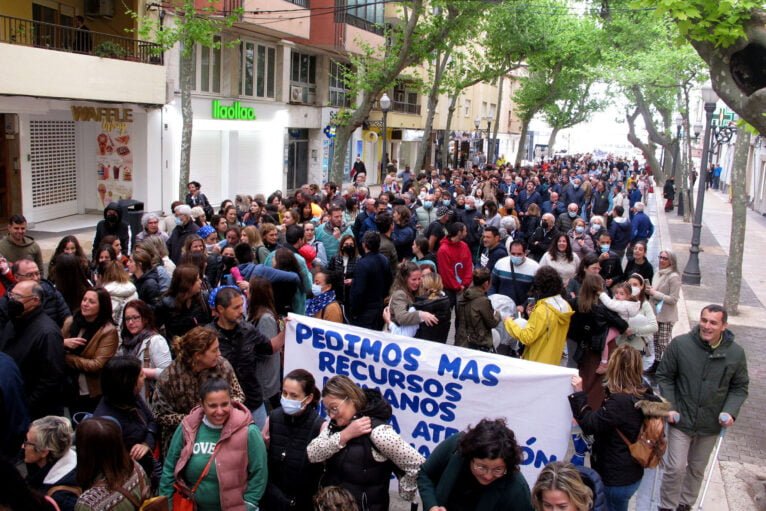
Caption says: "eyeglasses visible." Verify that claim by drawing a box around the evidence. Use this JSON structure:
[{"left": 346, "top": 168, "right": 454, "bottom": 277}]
[
  {"left": 124, "top": 315, "right": 143, "bottom": 322},
  {"left": 16, "top": 271, "right": 41, "bottom": 279},
  {"left": 471, "top": 460, "right": 507, "bottom": 477},
  {"left": 22, "top": 440, "right": 39, "bottom": 449},
  {"left": 325, "top": 397, "right": 347, "bottom": 417},
  {"left": 8, "top": 292, "right": 35, "bottom": 301},
  {"left": 659, "top": 255, "right": 669, "bottom": 260}
]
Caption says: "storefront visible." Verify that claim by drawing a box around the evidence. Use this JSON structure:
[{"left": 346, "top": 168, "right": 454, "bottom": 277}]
[{"left": 0, "top": 96, "right": 160, "bottom": 224}]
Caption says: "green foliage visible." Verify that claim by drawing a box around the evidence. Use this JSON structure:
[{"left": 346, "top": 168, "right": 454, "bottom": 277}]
[
  {"left": 93, "top": 40, "right": 126, "bottom": 58},
  {"left": 633, "top": 0, "right": 760, "bottom": 47},
  {"left": 130, "top": 0, "right": 243, "bottom": 56}
]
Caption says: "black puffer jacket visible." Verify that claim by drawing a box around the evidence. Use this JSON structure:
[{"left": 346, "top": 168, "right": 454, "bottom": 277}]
[
  {"left": 323, "top": 389, "right": 395, "bottom": 511},
  {"left": 263, "top": 407, "right": 325, "bottom": 511},
  {"left": 414, "top": 295, "right": 452, "bottom": 343},
  {"left": 134, "top": 267, "right": 163, "bottom": 309},
  {"left": 567, "top": 301, "right": 628, "bottom": 360},
  {"left": 569, "top": 388, "right": 667, "bottom": 487}
]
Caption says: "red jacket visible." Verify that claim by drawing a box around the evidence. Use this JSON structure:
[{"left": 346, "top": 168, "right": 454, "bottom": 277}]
[{"left": 437, "top": 238, "right": 473, "bottom": 291}]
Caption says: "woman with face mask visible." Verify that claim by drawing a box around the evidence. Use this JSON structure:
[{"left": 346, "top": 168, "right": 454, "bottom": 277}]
[
  {"left": 261, "top": 369, "right": 326, "bottom": 511},
  {"left": 305, "top": 271, "right": 344, "bottom": 323}
]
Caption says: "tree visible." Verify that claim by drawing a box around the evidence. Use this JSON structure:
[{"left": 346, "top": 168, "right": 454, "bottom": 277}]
[
  {"left": 329, "top": 1, "right": 493, "bottom": 184},
  {"left": 542, "top": 79, "right": 605, "bottom": 154},
  {"left": 639, "top": 0, "right": 766, "bottom": 135},
  {"left": 724, "top": 125, "right": 751, "bottom": 314},
  {"left": 134, "top": 0, "right": 241, "bottom": 200},
  {"left": 512, "top": 12, "right": 602, "bottom": 165}
]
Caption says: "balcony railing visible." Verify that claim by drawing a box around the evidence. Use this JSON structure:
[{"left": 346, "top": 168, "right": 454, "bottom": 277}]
[
  {"left": 392, "top": 101, "right": 421, "bottom": 115},
  {"left": 0, "top": 14, "right": 163, "bottom": 65}
]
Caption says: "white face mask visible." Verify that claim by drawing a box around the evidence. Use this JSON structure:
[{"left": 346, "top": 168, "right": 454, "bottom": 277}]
[
  {"left": 631, "top": 286, "right": 641, "bottom": 297},
  {"left": 311, "top": 284, "right": 323, "bottom": 296}
]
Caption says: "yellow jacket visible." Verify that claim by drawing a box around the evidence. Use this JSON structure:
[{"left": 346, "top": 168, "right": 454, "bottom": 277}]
[{"left": 504, "top": 295, "right": 573, "bottom": 366}]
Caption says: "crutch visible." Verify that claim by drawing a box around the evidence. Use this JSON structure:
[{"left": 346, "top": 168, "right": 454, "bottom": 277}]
[{"left": 697, "top": 422, "right": 728, "bottom": 510}]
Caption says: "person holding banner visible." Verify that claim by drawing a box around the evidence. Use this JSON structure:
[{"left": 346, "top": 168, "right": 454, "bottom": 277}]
[
  {"left": 387, "top": 261, "right": 439, "bottom": 337},
  {"left": 307, "top": 375, "right": 424, "bottom": 511},
  {"left": 503, "top": 267, "right": 573, "bottom": 366},
  {"left": 418, "top": 418, "right": 533, "bottom": 511}
]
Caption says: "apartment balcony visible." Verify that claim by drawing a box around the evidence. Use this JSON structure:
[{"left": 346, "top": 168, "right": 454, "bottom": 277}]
[
  {"left": 240, "top": 0, "right": 311, "bottom": 40},
  {"left": 0, "top": 14, "right": 166, "bottom": 104}
]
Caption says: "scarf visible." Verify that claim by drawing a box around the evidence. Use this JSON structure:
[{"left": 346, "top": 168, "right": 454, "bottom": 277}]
[
  {"left": 121, "top": 329, "right": 155, "bottom": 359},
  {"left": 305, "top": 290, "right": 336, "bottom": 317},
  {"left": 67, "top": 313, "right": 104, "bottom": 355}
]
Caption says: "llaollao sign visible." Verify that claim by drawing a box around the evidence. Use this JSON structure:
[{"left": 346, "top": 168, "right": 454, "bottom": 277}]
[{"left": 212, "top": 100, "right": 256, "bottom": 120}]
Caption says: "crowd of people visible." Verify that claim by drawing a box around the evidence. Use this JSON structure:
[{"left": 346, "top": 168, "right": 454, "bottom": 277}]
[{"left": 0, "top": 155, "right": 749, "bottom": 511}]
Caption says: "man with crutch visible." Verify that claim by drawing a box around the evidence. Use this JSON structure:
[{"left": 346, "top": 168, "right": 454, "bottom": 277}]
[{"left": 656, "top": 304, "right": 749, "bottom": 511}]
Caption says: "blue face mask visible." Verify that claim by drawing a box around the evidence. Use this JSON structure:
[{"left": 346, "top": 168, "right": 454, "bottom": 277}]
[
  {"left": 280, "top": 396, "right": 307, "bottom": 416},
  {"left": 311, "top": 284, "right": 323, "bottom": 296},
  {"left": 443, "top": 199, "right": 451, "bottom": 206},
  {"left": 423, "top": 201, "right": 433, "bottom": 209},
  {"left": 175, "top": 217, "right": 182, "bottom": 226},
  {"left": 510, "top": 256, "right": 524, "bottom": 266},
  {"left": 600, "top": 244, "right": 611, "bottom": 253},
  {"left": 568, "top": 211, "right": 578, "bottom": 218},
  {"left": 575, "top": 226, "right": 585, "bottom": 234}
]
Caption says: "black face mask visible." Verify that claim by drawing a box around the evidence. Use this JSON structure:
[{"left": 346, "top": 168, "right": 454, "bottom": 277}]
[
  {"left": 7, "top": 299, "right": 25, "bottom": 320},
  {"left": 222, "top": 255, "right": 236, "bottom": 268},
  {"left": 106, "top": 215, "right": 119, "bottom": 225},
  {"left": 342, "top": 245, "right": 355, "bottom": 256}
]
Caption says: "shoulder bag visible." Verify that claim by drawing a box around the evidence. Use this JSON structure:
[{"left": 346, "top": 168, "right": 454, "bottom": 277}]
[{"left": 172, "top": 443, "right": 220, "bottom": 511}]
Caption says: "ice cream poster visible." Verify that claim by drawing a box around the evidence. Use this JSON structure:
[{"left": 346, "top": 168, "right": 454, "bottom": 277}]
[{"left": 95, "top": 123, "right": 133, "bottom": 207}]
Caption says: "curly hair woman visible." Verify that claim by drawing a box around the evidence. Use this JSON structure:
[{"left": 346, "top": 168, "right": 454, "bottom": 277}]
[{"left": 418, "top": 418, "right": 533, "bottom": 511}]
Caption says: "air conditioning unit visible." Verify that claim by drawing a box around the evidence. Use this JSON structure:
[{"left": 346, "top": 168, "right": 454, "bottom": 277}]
[
  {"left": 290, "top": 86, "right": 305, "bottom": 104},
  {"left": 85, "top": 0, "right": 115, "bottom": 17},
  {"left": 290, "top": 85, "right": 317, "bottom": 105}
]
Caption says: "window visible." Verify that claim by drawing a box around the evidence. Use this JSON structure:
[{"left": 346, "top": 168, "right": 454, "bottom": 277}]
[
  {"left": 489, "top": 103, "right": 497, "bottom": 120},
  {"left": 338, "top": 0, "right": 384, "bottom": 34},
  {"left": 464, "top": 99, "right": 471, "bottom": 117},
  {"left": 481, "top": 101, "right": 488, "bottom": 119},
  {"left": 291, "top": 52, "right": 316, "bottom": 85},
  {"left": 240, "top": 41, "right": 276, "bottom": 98},
  {"left": 329, "top": 61, "right": 351, "bottom": 107},
  {"left": 392, "top": 83, "right": 421, "bottom": 115},
  {"left": 286, "top": 0, "right": 309, "bottom": 6},
  {"left": 185, "top": 37, "right": 221, "bottom": 94}
]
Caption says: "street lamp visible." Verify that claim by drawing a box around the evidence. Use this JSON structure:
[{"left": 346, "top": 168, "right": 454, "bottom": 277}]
[
  {"left": 474, "top": 117, "right": 481, "bottom": 160},
  {"left": 486, "top": 113, "right": 495, "bottom": 165},
  {"left": 682, "top": 81, "right": 717, "bottom": 285},
  {"left": 674, "top": 114, "right": 684, "bottom": 216},
  {"left": 380, "top": 92, "right": 391, "bottom": 181}
]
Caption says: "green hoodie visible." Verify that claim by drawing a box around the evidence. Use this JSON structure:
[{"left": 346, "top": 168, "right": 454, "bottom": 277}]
[{"left": 0, "top": 234, "right": 43, "bottom": 272}]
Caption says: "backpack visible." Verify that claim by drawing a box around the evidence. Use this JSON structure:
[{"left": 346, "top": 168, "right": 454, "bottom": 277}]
[{"left": 616, "top": 412, "right": 667, "bottom": 469}]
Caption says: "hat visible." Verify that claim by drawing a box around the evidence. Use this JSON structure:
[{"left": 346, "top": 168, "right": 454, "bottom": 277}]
[
  {"left": 175, "top": 204, "right": 192, "bottom": 216},
  {"left": 436, "top": 205, "right": 452, "bottom": 218},
  {"left": 198, "top": 225, "right": 215, "bottom": 239}
]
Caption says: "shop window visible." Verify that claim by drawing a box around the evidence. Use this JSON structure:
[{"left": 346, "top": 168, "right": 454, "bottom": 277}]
[
  {"left": 240, "top": 41, "right": 276, "bottom": 99},
  {"left": 29, "top": 120, "right": 77, "bottom": 209},
  {"left": 185, "top": 37, "right": 221, "bottom": 94},
  {"left": 329, "top": 60, "right": 351, "bottom": 108}
]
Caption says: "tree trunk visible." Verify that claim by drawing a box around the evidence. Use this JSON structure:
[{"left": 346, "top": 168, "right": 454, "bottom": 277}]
[
  {"left": 515, "top": 118, "right": 530, "bottom": 167},
  {"left": 547, "top": 127, "right": 559, "bottom": 157},
  {"left": 489, "top": 77, "right": 504, "bottom": 164},
  {"left": 441, "top": 92, "right": 459, "bottom": 171},
  {"left": 625, "top": 108, "right": 661, "bottom": 182},
  {"left": 415, "top": 50, "right": 450, "bottom": 173},
  {"left": 178, "top": 43, "right": 194, "bottom": 201},
  {"left": 724, "top": 128, "right": 751, "bottom": 315}
]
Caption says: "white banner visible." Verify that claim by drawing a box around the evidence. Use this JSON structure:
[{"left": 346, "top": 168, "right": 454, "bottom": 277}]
[{"left": 285, "top": 314, "right": 578, "bottom": 485}]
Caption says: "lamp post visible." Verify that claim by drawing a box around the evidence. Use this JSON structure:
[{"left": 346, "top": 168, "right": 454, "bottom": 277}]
[
  {"left": 380, "top": 92, "right": 391, "bottom": 181},
  {"left": 474, "top": 117, "right": 481, "bottom": 160},
  {"left": 682, "top": 82, "right": 717, "bottom": 285},
  {"left": 486, "top": 113, "right": 494, "bottom": 165},
  {"left": 674, "top": 114, "right": 684, "bottom": 216}
]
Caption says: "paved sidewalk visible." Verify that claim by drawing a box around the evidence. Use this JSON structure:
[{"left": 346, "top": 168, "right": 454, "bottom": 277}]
[{"left": 654, "top": 188, "right": 766, "bottom": 510}]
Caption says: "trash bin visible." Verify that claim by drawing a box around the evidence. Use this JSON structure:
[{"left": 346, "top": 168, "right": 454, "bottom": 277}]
[{"left": 117, "top": 199, "right": 144, "bottom": 252}]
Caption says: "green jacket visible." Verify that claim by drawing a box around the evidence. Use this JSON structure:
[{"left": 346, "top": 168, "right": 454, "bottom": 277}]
[
  {"left": 417, "top": 433, "right": 533, "bottom": 511},
  {"left": 455, "top": 286, "right": 500, "bottom": 350},
  {"left": 657, "top": 326, "right": 749, "bottom": 436}
]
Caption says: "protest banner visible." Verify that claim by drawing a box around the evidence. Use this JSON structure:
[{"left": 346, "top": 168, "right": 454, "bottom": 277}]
[{"left": 285, "top": 313, "right": 578, "bottom": 485}]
